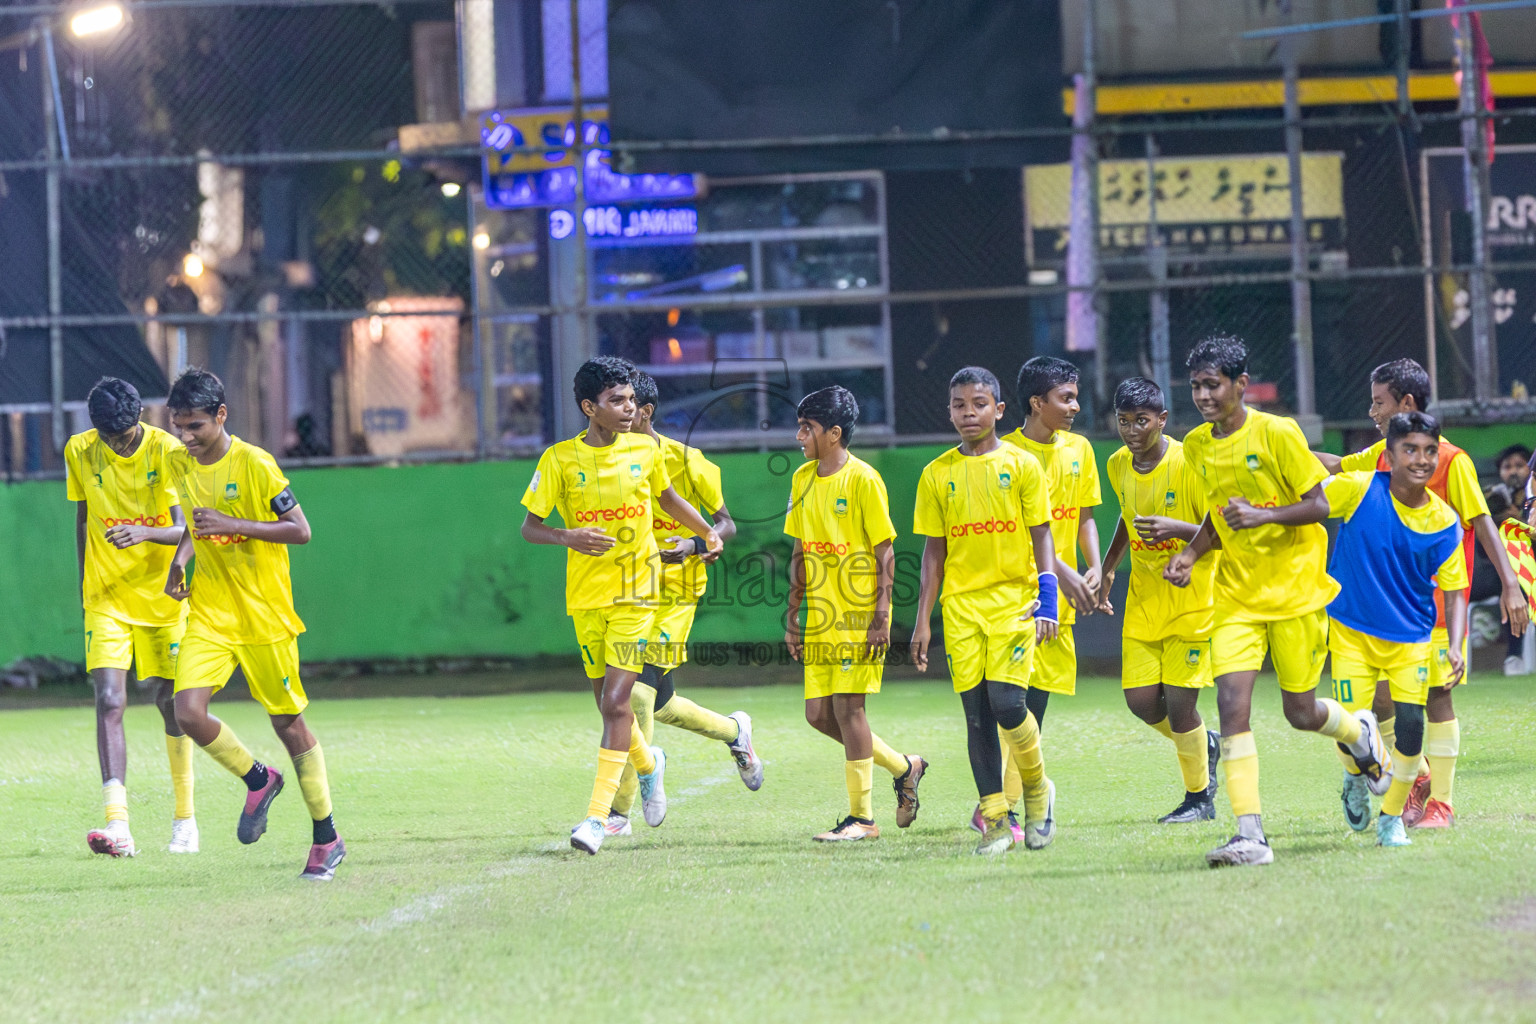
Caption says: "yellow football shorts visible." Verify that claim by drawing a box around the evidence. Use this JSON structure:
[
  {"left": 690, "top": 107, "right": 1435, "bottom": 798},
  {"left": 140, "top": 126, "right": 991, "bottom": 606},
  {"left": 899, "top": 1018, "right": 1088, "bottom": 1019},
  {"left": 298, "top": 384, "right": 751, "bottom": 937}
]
[
  {"left": 940, "top": 600, "right": 1034, "bottom": 693},
  {"left": 1029, "top": 623, "right": 1077, "bottom": 695},
  {"left": 802, "top": 641, "right": 884, "bottom": 699},
  {"left": 572, "top": 605, "right": 655, "bottom": 680},
  {"left": 644, "top": 590, "right": 697, "bottom": 670},
  {"left": 1328, "top": 619, "right": 1429, "bottom": 708},
  {"left": 175, "top": 630, "right": 308, "bottom": 716},
  {"left": 1121, "top": 635, "right": 1214, "bottom": 690},
  {"left": 83, "top": 609, "right": 185, "bottom": 680},
  {"left": 1427, "top": 625, "right": 1468, "bottom": 691},
  {"left": 1212, "top": 608, "right": 1328, "bottom": 693}
]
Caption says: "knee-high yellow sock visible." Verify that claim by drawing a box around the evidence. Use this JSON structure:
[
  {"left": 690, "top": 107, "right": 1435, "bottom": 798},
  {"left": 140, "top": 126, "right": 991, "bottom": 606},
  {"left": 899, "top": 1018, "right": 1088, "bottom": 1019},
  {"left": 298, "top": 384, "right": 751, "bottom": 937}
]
[
  {"left": 587, "top": 748, "right": 629, "bottom": 819},
  {"left": 1316, "top": 698, "right": 1364, "bottom": 747},
  {"left": 291, "top": 744, "right": 333, "bottom": 822},
  {"left": 1000, "top": 714, "right": 1049, "bottom": 821},
  {"left": 845, "top": 757, "right": 874, "bottom": 820},
  {"left": 1221, "top": 732, "right": 1261, "bottom": 817},
  {"left": 655, "top": 695, "right": 738, "bottom": 742},
  {"left": 1149, "top": 716, "right": 1176, "bottom": 741},
  {"left": 1001, "top": 729, "right": 1023, "bottom": 809},
  {"left": 1378, "top": 713, "right": 1396, "bottom": 755},
  {"left": 1171, "top": 723, "right": 1210, "bottom": 794},
  {"left": 979, "top": 791, "right": 1008, "bottom": 822},
  {"left": 628, "top": 718, "right": 656, "bottom": 776},
  {"left": 166, "top": 735, "right": 195, "bottom": 820},
  {"left": 102, "top": 779, "right": 127, "bottom": 825},
  {"left": 870, "top": 734, "right": 907, "bottom": 777},
  {"left": 1425, "top": 718, "right": 1460, "bottom": 806},
  {"left": 613, "top": 683, "right": 657, "bottom": 816},
  {"left": 202, "top": 722, "right": 256, "bottom": 778},
  {"left": 1382, "top": 748, "right": 1423, "bottom": 817}
]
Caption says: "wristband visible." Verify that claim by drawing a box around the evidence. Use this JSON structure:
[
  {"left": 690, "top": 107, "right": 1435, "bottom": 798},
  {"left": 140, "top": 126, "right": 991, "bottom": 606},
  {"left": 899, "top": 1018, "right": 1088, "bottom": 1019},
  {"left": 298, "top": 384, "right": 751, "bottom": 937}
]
[
  {"left": 691, "top": 536, "right": 708, "bottom": 556},
  {"left": 1035, "top": 571, "right": 1059, "bottom": 624}
]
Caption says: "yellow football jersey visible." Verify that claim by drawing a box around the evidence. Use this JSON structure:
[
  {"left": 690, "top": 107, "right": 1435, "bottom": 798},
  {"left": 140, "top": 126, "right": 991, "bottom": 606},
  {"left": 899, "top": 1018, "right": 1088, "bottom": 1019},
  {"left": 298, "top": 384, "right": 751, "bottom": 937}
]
[
  {"left": 648, "top": 432, "right": 724, "bottom": 602},
  {"left": 1106, "top": 439, "right": 1215, "bottom": 642},
  {"left": 65, "top": 425, "right": 187, "bottom": 627},
  {"left": 912, "top": 443, "right": 1049, "bottom": 628},
  {"left": 1324, "top": 472, "right": 1468, "bottom": 591},
  {"left": 1182, "top": 409, "right": 1338, "bottom": 622},
  {"left": 1340, "top": 437, "right": 1488, "bottom": 525},
  {"left": 1001, "top": 428, "right": 1101, "bottom": 625},
  {"left": 522, "top": 430, "right": 671, "bottom": 612},
  {"left": 166, "top": 437, "right": 305, "bottom": 644},
  {"left": 783, "top": 454, "right": 898, "bottom": 651}
]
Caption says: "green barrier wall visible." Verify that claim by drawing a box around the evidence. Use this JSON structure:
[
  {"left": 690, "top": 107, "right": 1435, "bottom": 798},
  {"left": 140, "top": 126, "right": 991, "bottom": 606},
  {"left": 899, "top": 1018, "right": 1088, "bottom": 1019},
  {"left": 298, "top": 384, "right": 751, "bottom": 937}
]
[{"left": 3, "top": 422, "right": 1529, "bottom": 664}]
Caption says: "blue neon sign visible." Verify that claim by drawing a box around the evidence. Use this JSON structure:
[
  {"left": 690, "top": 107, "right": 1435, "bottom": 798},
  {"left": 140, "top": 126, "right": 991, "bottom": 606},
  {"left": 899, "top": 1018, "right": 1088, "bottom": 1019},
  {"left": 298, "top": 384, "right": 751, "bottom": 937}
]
[{"left": 550, "top": 206, "right": 700, "bottom": 240}]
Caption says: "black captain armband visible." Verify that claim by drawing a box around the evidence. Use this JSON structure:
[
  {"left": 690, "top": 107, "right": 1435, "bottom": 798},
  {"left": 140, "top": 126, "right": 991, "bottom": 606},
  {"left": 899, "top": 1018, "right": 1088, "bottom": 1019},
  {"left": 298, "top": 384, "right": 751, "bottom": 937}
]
[
  {"left": 270, "top": 487, "right": 298, "bottom": 515},
  {"left": 691, "top": 536, "right": 708, "bottom": 556}
]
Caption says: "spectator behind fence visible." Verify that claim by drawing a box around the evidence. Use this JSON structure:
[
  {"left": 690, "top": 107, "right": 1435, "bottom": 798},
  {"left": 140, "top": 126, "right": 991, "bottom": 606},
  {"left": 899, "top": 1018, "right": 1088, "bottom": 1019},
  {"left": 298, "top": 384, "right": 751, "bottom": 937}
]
[
  {"left": 1495, "top": 444, "right": 1531, "bottom": 496},
  {"left": 1480, "top": 483, "right": 1529, "bottom": 676}
]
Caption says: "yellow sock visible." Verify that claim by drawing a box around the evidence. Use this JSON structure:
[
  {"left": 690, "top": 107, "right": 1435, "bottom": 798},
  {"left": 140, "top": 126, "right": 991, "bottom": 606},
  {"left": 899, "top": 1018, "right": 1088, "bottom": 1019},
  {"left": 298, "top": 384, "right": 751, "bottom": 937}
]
[
  {"left": 586, "top": 748, "right": 629, "bottom": 819},
  {"left": 845, "top": 757, "right": 874, "bottom": 820},
  {"left": 102, "top": 779, "right": 127, "bottom": 825},
  {"left": 1336, "top": 745, "right": 1361, "bottom": 774},
  {"left": 1316, "top": 698, "right": 1363, "bottom": 746},
  {"left": 1000, "top": 713, "right": 1049, "bottom": 821},
  {"left": 979, "top": 791, "right": 1008, "bottom": 822},
  {"left": 1001, "top": 729, "right": 1023, "bottom": 809},
  {"left": 628, "top": 718, "right": 656, "bottom": 776},
  {"left": 1149, "top": 716, "right": 1176, "bottom": 741},
  {"left": 1378, "top": 714, "right": 1396, "bottom": 755},
  {"left": 1221, "top": 732, "right": 1261, "bottom": 817},
  {"left": 1425, "top": 718, "right": 1460, "bottom": 807},
  {"left": 166, "top": 735, "right": 195, "bottom": 820},
  {"left": 612, "top": 683, "right": 656, "bottom": 817},
  {"left": 291, "top": 744, "right": 333, "bottom": 822},
  {"left": 655, "top": 695, "right": 738, "bottom": 742},
  {"left": 870, "top": 734, "right": 907, "bottom": 777},
  {"left": 202, "top": 722, "right": 256, "bottom": 778},
  {"left": 1171, "top": 723, "right": 1210, "bottom": 794},
  {"left": 1382, "top": 748, "right": 1423, "bottom": 817}
]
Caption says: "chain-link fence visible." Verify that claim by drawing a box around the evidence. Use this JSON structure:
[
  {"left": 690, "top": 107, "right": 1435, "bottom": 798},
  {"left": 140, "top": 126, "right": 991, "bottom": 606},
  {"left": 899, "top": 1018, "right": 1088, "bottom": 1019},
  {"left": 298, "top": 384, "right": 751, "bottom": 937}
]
[{"left": 2, "top": 0, "right": 1533, "bottom": 479}]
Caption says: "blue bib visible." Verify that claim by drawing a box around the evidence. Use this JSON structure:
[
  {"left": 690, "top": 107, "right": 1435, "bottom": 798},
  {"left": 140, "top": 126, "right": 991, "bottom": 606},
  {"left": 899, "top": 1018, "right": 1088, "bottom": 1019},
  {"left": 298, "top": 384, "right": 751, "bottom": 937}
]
[{"left": 1327, "top": 472, "right": 1462, "bottom": 644}]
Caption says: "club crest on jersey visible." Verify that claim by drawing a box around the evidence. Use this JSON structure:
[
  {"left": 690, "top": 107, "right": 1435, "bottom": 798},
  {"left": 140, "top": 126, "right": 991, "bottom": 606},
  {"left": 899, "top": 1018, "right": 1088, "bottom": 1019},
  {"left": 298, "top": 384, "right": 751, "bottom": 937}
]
[
  {"left": 224, "top": 482, "right": 239, "bottom": 501},
  {"left": 147, "top": 470, "right": 159, "bottom": 485},
  {"left": 93, "top": 472, "right": 103, "bottom": 487},
  {"left": 1418, "top": 666, "right": 1428, "bottom": 681},
  {"left": 1071, "top": 460, "right": 1080, "bottom": 476},
  {"left": 1011, "top": 644, "right": 1026, "bottom": 662},
  {"left": 529, "top": 470, "right": 541, "bottom": 492},
  {"left": 629, "top": 463, "right": 642, "bottom": 480},
  {"left": 1187, "top": 648, "right": 1202, "bottom": 666},
  {"left": 1245, "top": 454, "right": 1261, "bottom": 471},
  {"left": 1165, "top": 490, "right": 1176, "bottom": 508},
  {"left": 577, "top": 470, "right": 587, "bottom": 487},
  {"left": 834, "top": 497, "right": 848, "bottom": 518},
  {"left": 998, "top": 471, "right": 1012, "bottom": 491},
  {"left": 840, "top": 658, "right": 852, "bottom": 672}
]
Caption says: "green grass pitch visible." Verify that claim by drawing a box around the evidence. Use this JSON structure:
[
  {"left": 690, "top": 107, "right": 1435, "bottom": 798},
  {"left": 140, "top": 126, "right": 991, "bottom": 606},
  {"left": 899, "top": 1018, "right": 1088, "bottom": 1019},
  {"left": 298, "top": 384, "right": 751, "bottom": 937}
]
[{"left": 2, "top": 671, "right": 1534, "bottom": 1023}]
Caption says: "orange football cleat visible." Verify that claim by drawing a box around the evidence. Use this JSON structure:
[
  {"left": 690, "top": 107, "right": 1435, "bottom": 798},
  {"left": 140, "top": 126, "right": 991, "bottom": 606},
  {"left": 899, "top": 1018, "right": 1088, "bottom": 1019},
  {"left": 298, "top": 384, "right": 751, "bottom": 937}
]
[{"left": 1412, "top": 798, "right": 1455, "bottom": 829}]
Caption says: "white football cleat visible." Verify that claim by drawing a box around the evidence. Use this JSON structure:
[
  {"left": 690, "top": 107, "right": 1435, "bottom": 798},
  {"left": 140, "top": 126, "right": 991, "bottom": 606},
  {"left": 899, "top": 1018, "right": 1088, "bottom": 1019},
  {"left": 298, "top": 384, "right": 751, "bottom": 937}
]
[
  {"left": 727, "top": 712, "right": 763, "bottom": 791},
  {"left": 168, "top": 817, "right": 200, "bottom": 854},
  {"left": 87, "top": 819, "right": 137, "bottom": 858},
  {"left": 638, "top": 747, "right": 667, "bottom": 827},
  {"left": 604, "top": 812, "right": 632, "bottom": 837},
  {"left": 570, "top": 816, "right": 605, "bottom": 855},
  {"left": 1023, "top": 779, "right": 1056, "bottom": 850}
]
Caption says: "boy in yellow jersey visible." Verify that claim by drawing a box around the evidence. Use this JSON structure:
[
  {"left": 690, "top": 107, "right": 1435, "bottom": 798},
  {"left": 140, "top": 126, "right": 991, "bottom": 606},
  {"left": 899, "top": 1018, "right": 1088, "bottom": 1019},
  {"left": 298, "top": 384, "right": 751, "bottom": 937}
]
[
  {"left": 911, "top": 367, "right": 1058, "bottom": 855},
  {"left": 785, "top": 386, "right": 924, "bottom": 842},
  {"left": 521, "top": 357, "right": 724, "bottom": 855},
  {"left": 605, "top": 374, "right": 762, "bottom": 837},
  {"left": 66, "top": 378, "right": 196, "bottom": 858},
  {"left": 1316, "top": 358, "right": 1527, "bottom": 828},
  {"left": 1320, "top": 412, "right": 1469, "bottom": 847},
  {"left": 1096, "top": 378, "right": 1220, "bottom": 824},
  {"left": 160, "top": 369, "right": 344, "bottom": 880},
  {"left": 1164, "top": 336, "right": 1391, "bottom": 868},
  {"left": 1001, "top": 356, "right": 1102, "bottom": 730}
]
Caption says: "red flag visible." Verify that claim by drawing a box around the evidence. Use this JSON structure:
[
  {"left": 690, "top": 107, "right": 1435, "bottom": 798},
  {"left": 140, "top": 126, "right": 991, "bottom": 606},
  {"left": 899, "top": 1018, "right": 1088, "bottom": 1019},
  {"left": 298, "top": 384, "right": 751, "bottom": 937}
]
[{"left": 1448, "top": 0, "right": 1497, "bottom": 159}]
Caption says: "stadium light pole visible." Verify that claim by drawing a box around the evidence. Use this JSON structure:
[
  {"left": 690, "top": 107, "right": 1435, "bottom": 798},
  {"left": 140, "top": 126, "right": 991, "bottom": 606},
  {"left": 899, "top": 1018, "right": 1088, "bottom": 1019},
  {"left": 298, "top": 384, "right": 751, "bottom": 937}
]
[{"left": 1280, "top": 0, "right": 1317, "bottom": 432}]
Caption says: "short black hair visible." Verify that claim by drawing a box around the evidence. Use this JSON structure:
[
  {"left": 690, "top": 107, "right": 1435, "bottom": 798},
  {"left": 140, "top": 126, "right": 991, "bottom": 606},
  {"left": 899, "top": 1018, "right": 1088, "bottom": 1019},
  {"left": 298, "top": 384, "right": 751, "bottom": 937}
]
[
  {"left": 949, "top": 366, "right": 1001, "bottom": 403},
  {"left": 1485, "top": 482, "right": 1516, "bottom": 519},
  {"left": 1186, "top": 335, "right": 1248, "bottom": 380},
  {"left": 1114, "top": 377, "right": 1165, "bottom": 414},
  {"left": 633, "top": 372, "right": 659, "bottom": 413},
  {"left": 1015, "top": 356, "right": 1079, "bottom": 409},
  {"left": 1371, "top": 358, "right": 1431, "bottom": 412},
  {"left": 86, "top": 377, "right": 142, "bottom": 435},
  {"left": 1495, "top": 443, "right": 1532, "bottom": 466},
  {"left": 573, "top": 356, "right": 636, "bottom": 408},
  {"left": 797, "top": 385, "right": 858, "bottom": 446},
  {"left": 167, "top": 368, "right": 226, "bottom": 415},
  {"left": 1385, "top": 411, "right": 1441, "bottom": 448}
]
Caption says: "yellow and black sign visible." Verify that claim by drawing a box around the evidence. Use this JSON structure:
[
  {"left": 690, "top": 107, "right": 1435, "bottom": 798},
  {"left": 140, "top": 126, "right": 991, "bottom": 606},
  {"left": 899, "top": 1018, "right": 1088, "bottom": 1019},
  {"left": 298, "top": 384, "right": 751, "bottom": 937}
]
[{"left": 1024, "top": 152, "right": 1345, "bottom": 265}]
